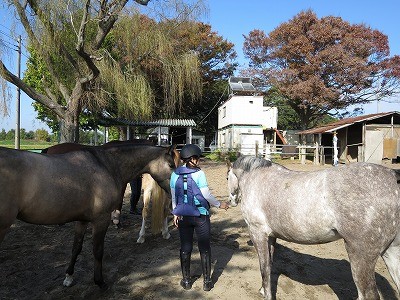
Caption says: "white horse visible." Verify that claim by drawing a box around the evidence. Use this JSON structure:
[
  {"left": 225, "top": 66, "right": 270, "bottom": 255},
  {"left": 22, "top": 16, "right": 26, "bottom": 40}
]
[{"left": 228, "top": 156, "right": 400, "bottom": 300}]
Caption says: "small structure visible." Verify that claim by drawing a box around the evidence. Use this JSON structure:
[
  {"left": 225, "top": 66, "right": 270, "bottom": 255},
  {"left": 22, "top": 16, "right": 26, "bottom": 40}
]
[
  {"left": 298, "top": 112, "right": 400, "bottom": 164},
  {"left": 98, "top": 118, "right": 204, "bottom": 150},
  {"left": 217, "top": 77, "right": 278, "bottom": 155}
]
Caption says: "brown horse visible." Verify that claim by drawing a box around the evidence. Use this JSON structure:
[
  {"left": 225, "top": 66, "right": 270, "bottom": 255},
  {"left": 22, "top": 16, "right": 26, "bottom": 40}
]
[
  {"left": 0, "top": 144, "right": 177, "bottom": 290},
  {"left": 43, "top": 141, "right": 180, "bottom": 240},
  {"left": 43, "top": 140, "right": 154, "bottom": 228}
]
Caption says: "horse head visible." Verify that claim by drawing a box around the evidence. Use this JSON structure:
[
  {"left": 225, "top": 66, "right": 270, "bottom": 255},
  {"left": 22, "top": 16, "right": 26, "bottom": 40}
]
[
  {"left": 146, "top": 145, "right": 178, "bottom": 195},
  {"left": 227, "top": 161, "right": 240, "bottom": 207},
  {"left": 227, "top": 156, "right": 272, "bottom": 207}
]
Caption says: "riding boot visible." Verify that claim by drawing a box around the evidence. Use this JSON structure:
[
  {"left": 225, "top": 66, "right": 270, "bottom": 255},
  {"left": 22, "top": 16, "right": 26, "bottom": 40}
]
[
  {"left": 200, "top": 251, "right": 213, "bottom": 291},
  {"left": 180, "top": 251, "right": 192, "bottom": 290}
]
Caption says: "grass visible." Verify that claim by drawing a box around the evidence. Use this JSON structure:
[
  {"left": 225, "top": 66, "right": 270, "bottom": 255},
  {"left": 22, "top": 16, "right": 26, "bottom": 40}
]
[{"left": 0, "top": 140, "right": 56, "bottom": 151}]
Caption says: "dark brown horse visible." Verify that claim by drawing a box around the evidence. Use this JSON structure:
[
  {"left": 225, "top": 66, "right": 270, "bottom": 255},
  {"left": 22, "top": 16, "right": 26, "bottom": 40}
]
[
  {"left": 0, "top": 144, "right": 177, "bottom": 289},
  {"left": 43, "top": 140, "right": 180, "bottom": 235}
]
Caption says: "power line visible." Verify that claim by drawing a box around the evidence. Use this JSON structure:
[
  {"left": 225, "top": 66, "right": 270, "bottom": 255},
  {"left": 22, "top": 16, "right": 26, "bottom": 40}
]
[{"left": 197, "top": 84, "right": 229, "bottom": 125}]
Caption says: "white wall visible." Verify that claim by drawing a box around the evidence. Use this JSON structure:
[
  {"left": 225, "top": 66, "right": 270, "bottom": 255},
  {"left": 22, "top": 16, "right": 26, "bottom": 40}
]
[
  {"left": 218, "top": 95, "right": 264, "bottom": 129},
  {"left": 262, "top": 106, "right": 278, "bottom": 129}
]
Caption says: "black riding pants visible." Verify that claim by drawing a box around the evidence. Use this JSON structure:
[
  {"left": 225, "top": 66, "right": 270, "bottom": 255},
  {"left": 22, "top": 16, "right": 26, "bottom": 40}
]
[{"left": 178, "top": 215, "right": 211, "bottom": 253}]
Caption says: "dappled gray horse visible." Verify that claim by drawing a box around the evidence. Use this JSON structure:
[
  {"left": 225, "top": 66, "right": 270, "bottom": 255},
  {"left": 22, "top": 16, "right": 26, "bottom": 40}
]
[
  {"left": 0, "top": 144, "right": 177, "bottom": 290},
  {"left": 228, "top": 156, "right": 400, "bottom": 300}
]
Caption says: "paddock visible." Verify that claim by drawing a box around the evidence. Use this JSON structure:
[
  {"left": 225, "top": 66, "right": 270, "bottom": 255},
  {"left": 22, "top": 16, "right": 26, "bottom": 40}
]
[{"left": 0, "top": 160, "right": 399, "bottom": 299}]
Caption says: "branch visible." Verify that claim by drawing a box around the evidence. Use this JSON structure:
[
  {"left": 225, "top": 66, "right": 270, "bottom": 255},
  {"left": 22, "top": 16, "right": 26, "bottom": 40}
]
[
  {"left": 0, "top": 59, "right": 65, "bottom": 117},
  {"left": 13, "top": 0, "right": 72, "bottom": 101},
  {"left": 75, "top": 0, "right": 100, "bottom": 84},
  {"left": 26, "top": 0, "right": 80, "bottom": 73}
]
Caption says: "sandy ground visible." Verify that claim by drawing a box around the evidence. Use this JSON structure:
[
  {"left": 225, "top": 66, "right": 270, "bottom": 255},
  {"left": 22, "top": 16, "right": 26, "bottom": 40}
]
[{"left": 1, "top": 159, "right": 400, "bottom": 300}]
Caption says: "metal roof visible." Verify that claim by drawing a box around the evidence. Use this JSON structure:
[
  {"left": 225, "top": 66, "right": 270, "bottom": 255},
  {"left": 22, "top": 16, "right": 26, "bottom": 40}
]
[
  {"left": 298, "top": 111, "right": 400, "bottom": 135},
  {"left": 99, "top": 118, "right": 196, "bottom": 127}
]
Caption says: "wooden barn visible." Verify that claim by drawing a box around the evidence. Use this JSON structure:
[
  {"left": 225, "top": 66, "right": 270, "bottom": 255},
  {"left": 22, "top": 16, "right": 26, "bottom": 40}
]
[{"left": 298, "top": 112, "right": 400, "bottom": 164}]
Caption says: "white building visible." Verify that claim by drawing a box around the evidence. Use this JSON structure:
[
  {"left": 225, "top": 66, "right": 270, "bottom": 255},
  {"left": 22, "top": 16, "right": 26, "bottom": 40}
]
[{"left": 217, "top": 77, "right": 278, "bottom": 155}]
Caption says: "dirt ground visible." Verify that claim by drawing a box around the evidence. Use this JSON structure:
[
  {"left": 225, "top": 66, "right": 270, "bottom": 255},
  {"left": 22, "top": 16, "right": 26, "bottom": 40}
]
[{"left": 1, "top": 159, "right": 400, "bottom": 300}]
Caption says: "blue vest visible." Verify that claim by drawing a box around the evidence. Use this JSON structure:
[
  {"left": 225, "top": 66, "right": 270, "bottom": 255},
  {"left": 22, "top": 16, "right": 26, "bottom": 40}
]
[{"left": 172, "top": 166, "right": 209, "bottom": 216}]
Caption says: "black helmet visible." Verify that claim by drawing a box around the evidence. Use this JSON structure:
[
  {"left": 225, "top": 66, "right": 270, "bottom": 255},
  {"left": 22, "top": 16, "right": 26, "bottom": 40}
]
[{"left": 180, "top": 144, "right": 202, "bottom": 159}]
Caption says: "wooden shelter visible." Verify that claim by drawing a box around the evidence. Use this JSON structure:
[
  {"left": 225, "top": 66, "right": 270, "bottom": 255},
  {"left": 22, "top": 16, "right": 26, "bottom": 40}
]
[
  {"left": 298, "top": 112, "right": 400, "bottom": 164},
  {"left": 98, "top": 118, "right": 200, "bottom": 149}
]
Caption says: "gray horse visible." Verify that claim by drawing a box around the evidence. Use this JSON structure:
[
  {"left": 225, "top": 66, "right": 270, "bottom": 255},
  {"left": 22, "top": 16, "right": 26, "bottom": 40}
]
[
  {"left": 0, "top": 144, "right": 177, "bottom": 290},
  {"left": 228, "top": 156, "right": 400, "bottom": 300}
]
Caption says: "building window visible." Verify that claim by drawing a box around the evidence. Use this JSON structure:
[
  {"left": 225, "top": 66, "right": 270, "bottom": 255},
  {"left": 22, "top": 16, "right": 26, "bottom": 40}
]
[
  {"left": 223, "top": 106, "right": 226, "bottom": 118},
  {"left": 249, "top": 100, "right": 253, "bottom": 104}
]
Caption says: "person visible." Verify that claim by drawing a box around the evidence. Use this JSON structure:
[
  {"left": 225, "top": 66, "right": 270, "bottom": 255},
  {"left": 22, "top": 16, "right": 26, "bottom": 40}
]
[
  {"left": 130, "top": 176, "right": 142, "bottom": 215},
  {"left": 170, "top": 144, "right": 229, "bottom": 291}
]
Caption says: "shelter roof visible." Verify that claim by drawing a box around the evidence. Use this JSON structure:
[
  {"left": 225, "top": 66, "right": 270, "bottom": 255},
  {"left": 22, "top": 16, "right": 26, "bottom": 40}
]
[
  {"left": 298, "top": 111, "right": 400, "bottom": 135},
  {"left": 99, "top": 118, "right": 196, "bottom": 127}
]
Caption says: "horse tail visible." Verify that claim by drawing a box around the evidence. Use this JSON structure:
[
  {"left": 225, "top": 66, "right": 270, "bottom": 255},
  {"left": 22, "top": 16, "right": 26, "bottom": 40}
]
[{"left": 150, "top": 181, "right": 167, "bottom": 235}]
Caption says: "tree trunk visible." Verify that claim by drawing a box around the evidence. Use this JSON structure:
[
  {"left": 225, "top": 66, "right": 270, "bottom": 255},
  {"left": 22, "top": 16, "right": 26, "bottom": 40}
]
[{"left": 58, "top": 111, "right": 80, "bottom": 143}]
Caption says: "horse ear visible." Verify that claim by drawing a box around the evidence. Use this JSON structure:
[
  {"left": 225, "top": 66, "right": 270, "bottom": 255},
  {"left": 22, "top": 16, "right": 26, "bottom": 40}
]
[
  {"left": 225, "top": 158, "right": 232, "bottom": 169},
  {"left": 167, "top": 144, "right": 177, "bottom": 153}
]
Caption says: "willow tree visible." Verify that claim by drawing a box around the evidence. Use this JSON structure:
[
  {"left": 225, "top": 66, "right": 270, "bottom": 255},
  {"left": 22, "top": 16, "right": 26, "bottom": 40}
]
[
  {"left": 107, "top": 17, "right": 237, "bottom": 136},
  {"left": 97, "top": 14, "right": 203, "bottom": 123},
  {"left": 0, "top": 0, "right": 205, "bottom": 142},
  {"left": 243, "top": 10, "right": 400, "bottom": 129}
]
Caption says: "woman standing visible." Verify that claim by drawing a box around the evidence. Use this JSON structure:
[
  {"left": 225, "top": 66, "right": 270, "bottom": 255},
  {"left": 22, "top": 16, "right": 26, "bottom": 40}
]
[{"left": 170, "top": 144, "right": 229, "bottom": 291}]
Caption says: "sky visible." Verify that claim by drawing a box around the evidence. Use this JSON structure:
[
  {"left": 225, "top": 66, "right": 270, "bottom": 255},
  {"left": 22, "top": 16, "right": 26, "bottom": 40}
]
[{"left": 0, "top": 0, "right": 399, "bottom": 131}]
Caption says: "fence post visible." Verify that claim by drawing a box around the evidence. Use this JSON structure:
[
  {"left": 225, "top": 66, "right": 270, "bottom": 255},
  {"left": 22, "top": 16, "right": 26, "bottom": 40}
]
[
  {"left": 299, "top": 146, "right": 306, "bottom": 164},
  {"left": 255, "top": 140, "right": 259, "bottom": 157},
  {"left": 314, "top": 142, "right": 319, "bottom": 165}
]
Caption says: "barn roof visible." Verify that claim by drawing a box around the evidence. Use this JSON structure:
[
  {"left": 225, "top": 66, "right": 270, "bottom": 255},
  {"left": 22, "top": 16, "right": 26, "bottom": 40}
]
[
  {"left": 99, "top": 118, "right": 197, "bottom": 127},
  {"left": 298, "top": 111, "right": 400, "bottom": 135}
]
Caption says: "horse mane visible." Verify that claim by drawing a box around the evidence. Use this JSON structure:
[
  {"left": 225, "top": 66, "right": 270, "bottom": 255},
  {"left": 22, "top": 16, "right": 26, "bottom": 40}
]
[{"left": 232, "top": 155, "right": 272, "bottom": 172}]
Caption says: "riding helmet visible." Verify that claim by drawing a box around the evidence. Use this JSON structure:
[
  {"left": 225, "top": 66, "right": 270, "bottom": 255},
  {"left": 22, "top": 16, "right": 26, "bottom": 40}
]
[{"left": 180, "top": 144, "right": 202, "bottom": 159}]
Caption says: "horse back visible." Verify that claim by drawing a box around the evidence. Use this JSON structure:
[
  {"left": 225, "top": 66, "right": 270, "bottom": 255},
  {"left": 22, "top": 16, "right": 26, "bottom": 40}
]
[{"left": 240, "top": 162, "right": 400, "bottom": 244}]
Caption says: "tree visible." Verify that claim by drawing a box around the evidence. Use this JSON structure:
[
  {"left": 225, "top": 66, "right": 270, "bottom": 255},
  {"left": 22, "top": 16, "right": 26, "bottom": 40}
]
[
  {"left": 155, "top": 21, "right": 237, "bottom": 137},
  {"left": 86, "top": 17, "right": 236, "bottom": 140},
  {"left": 243, "top": 10, "right": 400, "bottom": 129},
  {"left": 1, "top": 0, "right": 205, "bottom": 142}
]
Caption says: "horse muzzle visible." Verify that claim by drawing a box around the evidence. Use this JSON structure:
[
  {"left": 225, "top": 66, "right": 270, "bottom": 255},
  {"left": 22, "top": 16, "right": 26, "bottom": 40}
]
[{"left": 229, "top": 193, "right": 238, "bottom": 207}]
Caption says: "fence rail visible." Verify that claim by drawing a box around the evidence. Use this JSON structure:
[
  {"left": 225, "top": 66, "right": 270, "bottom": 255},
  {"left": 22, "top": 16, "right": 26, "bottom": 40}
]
[{"left": 208, "top": 143, "right": 337, "bottom": 165}]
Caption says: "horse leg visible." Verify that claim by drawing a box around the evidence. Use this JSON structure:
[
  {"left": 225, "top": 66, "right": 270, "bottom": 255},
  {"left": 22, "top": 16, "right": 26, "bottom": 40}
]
[
  {"left": 161, "top": 217, "right": 171, "bottom": 240},
  {"left": 64, "top": 221, "right": 89, "bottom": 287},
  {"left": 250, "top": 230, "right": 274, "bottom": 300},
  {"left": 344, "top": 241, "right": 380, "bottom": 300},
  {"left": 111, "top": 192, "right": 124, "bottom": 229},
  {"left": 381, "top": 237, "right": 400, "bottom": 294},
  {"left": 92, "top": 216, "right": 111, "bottom": 289},
  {"left": 137, "top": 217, "right": 146, "bottom": 244},
  {"left": 137, "top": 189, "right": 150, "bottom": 244}
]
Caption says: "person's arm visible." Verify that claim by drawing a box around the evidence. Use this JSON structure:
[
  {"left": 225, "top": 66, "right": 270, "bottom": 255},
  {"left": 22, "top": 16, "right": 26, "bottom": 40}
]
[
  {"left": 198, "top": 171, "right": 229, "bottom": 209},
  {"left": 170, "top": 172, "right": 180, "bottom": 227},
  {"left": 171, "top": 188, "right": 177, "bottom": 209}
]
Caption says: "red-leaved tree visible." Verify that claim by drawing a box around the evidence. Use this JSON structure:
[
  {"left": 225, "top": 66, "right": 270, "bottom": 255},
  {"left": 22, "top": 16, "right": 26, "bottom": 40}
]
[{"left": 243, "top": 10, "right": 400, "bottom": 129}]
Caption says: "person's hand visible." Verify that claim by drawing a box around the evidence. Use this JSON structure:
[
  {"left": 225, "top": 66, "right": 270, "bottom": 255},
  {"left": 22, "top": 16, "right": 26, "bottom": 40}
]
[
  {"left": 219, "top": 202, "right": 229, "bottom": 210},
  {"left": 173, "top": 215, "right": 180, "bottom": 227}
]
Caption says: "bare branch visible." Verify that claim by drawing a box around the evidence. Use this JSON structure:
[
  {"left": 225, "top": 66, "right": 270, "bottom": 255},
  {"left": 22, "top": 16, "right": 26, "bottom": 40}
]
[{"left": 0, "top": 59, "right": 64, "bottom": 117}]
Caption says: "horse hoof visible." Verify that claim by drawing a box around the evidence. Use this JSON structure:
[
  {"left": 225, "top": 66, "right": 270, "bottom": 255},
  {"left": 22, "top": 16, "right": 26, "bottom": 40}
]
[
  {"left": 137, "top": 236, "right": 145, "bottom": 243},
  {"left": 162, "top": 232, "right": 171, "bottom": 240},
  {"left": 63, "top": 274, "right": 73, "bottom": 287}
]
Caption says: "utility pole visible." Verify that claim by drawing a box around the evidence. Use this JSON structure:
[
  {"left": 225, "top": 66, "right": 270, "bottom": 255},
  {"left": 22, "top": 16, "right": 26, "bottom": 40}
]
[{"left": 15, "top": 35, "right": 21, "bottom": 149}]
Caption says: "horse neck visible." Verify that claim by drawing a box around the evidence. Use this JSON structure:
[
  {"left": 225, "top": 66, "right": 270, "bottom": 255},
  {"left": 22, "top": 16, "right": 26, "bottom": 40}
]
[{"left": 103, "top": 145, "right": 161, "bottom": 185}]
